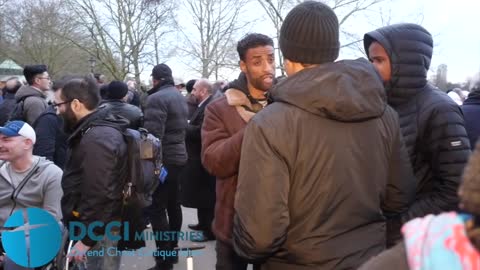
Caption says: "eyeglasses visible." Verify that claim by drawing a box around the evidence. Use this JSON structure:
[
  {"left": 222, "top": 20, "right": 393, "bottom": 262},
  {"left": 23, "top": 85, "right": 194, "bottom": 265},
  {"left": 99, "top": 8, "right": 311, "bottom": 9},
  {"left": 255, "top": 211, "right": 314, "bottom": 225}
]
[
  {"left": 52, "top": 100, "right": 72, "bottom": 108},
  {"left": 37, "top": 77, "right": 51, "bottom": 81}
]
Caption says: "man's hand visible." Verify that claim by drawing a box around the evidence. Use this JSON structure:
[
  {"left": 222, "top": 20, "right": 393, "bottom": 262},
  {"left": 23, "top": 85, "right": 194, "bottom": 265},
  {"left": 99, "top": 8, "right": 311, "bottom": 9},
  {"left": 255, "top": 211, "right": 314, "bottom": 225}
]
[{"left": 68, "top": 241, "right": 91, "bottom": 263}]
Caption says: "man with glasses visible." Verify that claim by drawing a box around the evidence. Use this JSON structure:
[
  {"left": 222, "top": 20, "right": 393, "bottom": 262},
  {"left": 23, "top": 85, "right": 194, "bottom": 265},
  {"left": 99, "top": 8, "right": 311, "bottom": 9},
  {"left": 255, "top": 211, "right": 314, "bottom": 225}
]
[
  {"left": 14, "top": 65, "right": 51, "bottom": 125},
  {"left": 55, "top": 75, "right": 129, "bottom": 270}
]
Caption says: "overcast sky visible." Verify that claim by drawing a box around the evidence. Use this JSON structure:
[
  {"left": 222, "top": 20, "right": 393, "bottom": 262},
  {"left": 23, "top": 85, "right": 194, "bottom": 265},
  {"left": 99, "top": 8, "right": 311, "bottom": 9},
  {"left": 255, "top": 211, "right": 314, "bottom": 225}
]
[
  {"left": 149, "top": 0, "right": 480, "bottom": 84},
  {"left": 342, "top": 0, "right": 480, "bottom": 83}
]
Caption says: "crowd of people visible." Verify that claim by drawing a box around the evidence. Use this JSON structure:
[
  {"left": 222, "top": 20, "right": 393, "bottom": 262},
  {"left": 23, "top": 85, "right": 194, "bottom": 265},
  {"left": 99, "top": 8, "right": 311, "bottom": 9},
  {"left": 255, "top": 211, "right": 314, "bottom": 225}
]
[{"left": 1, "top": 1, "right": 480, "bottom": 270}]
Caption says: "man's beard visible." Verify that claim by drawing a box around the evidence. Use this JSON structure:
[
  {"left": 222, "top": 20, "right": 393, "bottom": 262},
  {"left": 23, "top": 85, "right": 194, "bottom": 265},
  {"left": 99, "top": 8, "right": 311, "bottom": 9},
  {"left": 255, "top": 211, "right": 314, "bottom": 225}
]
[
  {"left": 60, "top": 106, "right": 78, "bottom": 134},
  {"left": 249, "top": 72, "right": 274, "bottom": 92}
]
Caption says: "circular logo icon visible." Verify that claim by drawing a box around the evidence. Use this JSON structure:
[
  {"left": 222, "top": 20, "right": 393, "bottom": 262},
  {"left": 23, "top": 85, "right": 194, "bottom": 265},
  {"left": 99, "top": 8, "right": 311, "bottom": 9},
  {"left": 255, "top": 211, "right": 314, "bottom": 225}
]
[{"left": 2, "top": 208, "right": 62, "bottom": 268}]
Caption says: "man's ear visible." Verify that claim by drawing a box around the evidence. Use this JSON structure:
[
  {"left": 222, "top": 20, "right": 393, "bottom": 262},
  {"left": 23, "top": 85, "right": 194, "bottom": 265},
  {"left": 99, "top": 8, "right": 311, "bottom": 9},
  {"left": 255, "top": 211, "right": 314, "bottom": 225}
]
[
  {"left": 240, "top": 60, "right": 247, "bottom": 74},
  {"left": 24, "top": 138, "right": 34, "bottom": 149},
  {"left": 71, "top": 99, "right": 83, "bottom": 114}
]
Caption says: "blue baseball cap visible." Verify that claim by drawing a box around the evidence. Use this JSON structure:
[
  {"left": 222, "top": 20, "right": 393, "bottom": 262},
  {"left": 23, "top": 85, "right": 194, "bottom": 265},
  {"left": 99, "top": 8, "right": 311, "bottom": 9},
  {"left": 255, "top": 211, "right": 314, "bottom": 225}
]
[{"left": 0, "top": 121, "right": 36, "bottom": 144}]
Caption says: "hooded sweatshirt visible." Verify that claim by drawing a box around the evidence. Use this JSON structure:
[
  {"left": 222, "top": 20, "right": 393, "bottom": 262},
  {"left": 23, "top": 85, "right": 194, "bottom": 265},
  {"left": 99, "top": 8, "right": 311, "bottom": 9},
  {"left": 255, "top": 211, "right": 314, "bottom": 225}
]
[
  {"left": 0, "top": 156, "right": 63, "bottom": 226},
  {"left": 233, "top": 58, "right": 416, "bottom": 270},
  {"left": 15, "top": 85, "right": 48, "bottom": 125}
]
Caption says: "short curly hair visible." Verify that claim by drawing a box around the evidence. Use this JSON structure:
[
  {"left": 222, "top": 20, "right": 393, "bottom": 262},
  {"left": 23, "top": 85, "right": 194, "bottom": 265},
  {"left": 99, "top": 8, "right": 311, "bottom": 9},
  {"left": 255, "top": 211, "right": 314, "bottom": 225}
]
[{"left": 237, "top": 33, "right": 274, "bottom": 62}]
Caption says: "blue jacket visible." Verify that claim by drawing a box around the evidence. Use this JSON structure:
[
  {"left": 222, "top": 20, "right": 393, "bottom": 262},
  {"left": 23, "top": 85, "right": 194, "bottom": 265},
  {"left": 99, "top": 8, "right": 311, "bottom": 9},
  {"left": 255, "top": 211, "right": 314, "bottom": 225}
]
[
  {"left": 32, "top": 106, "right": 67, "bottom": 169},
  {"left": 462, "top": 91, "right": 480, "bottom": 149},
  {"left": 0, "top": 92, "right": 16, "bottom": 125}
]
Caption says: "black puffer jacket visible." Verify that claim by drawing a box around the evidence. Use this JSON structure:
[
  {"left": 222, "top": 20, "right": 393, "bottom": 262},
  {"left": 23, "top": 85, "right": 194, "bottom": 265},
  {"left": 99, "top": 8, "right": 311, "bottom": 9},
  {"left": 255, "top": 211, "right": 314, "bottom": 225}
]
[
  {"left": 144, "top": 84, "right": 188, "bottom": 165},
  {"left": 233, "top": 59, "right": 416, "bottom": 270},
  {"left": 61, "top": 107, "right": 129, "bottom": 246},
  {"left": 364, "top": 24, "right": 471, "bottom": 224}
]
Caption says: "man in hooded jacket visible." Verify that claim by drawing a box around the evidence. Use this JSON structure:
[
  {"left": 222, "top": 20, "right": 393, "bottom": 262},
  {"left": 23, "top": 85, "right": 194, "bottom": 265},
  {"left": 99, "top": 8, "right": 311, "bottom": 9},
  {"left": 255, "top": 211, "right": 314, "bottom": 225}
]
[
  {"left": 232, "top": 2, "right": 416, "bottom": 269},
  {"left": 364, "top": 23, "right": 471, "bottom": 246}
]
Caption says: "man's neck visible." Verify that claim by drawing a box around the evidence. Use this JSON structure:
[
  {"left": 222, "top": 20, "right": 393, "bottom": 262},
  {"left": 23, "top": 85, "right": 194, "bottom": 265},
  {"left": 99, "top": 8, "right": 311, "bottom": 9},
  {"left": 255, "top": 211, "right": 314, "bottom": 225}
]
[
  {"left": 31, "top": 85, "right": 44, "bottom": 92},
  {"left": 10, "top": 155, "right": 34, "bottom": 172},
  {"left": 198, "top": 95, "right": 211, "bottom": 106},
  {"left": 77, "top": 110, "right": 94, "bottom": 123},
  {"left": 248, "top": 85, "right": 266, "bottom": 100}
]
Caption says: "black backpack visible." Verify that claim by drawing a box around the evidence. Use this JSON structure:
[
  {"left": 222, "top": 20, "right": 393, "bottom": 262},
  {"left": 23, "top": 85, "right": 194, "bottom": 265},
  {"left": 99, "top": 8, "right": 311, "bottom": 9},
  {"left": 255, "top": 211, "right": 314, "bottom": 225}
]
[
  {"left": 122, "top": 127, "right": 162, "bottom": 208},
  {"left": 118, "top": 127, "right": 162, "bottom": 251},
  {"left": 8, "top": 95, "right": 33, "bottom": 122}
]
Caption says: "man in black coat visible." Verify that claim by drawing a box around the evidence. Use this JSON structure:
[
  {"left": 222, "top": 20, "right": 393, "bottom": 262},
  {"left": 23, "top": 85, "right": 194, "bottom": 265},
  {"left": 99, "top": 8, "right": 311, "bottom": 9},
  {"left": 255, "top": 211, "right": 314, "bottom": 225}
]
[
  {"left": 462, "top": 83, "right": 480, "bottom": 149},
  {"left": 143, "top": 63, "right": 188, "bottom": 270},
  {"left": 101, "top": 80, "right": 143, "bottom": 129},
  {"left": 56, "top": 75, "right": 128, "bottom": 270},
  {"left": 179, "top": 79, "right": 216, "bottom": 242},
  {"left": 364, "top": 23, "right": 471, "bottom": 246}
]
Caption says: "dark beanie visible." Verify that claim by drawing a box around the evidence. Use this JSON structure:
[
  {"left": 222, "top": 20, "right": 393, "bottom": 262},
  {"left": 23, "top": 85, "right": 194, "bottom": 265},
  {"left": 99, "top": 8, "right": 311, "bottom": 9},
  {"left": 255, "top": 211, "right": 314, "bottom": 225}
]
[
  {"left": 279, "top": 1, "right": 339, "bottom": 64},
  {"left": 186, "top": 79, "right": 196, "bottom": 94},
  {"left": 23, "top": 64, "right": 48, "bottom": 84},
  {"left": 106, "top": 80, "right": 128, "bottom": 100},
  {"left": 151, "top": 63, "right": 173, "bottom": 81}
]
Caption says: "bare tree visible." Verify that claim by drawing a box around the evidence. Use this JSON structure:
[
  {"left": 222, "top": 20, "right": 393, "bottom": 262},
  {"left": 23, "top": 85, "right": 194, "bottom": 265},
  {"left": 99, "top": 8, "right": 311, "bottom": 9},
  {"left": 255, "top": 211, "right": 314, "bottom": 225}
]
[
  {"left": 257, "top": 0, "right": 389, "bottom": 71},
  {"left": 258, "top": 0, "right": 296, "bottom": 75},
  {"left": 181, "top": 0, "right": 249, "bottom": 79},
  {"left": 0, "top": 0, "right": 91, "bottom": 77},
  {"left": 64, "top": 0, "right": 176, "bottom": 83}
]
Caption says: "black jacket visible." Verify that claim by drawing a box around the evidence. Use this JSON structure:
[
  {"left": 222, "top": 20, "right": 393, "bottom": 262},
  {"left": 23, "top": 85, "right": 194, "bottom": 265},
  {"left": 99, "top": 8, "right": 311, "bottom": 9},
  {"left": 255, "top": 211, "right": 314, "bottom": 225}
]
[
  {"left": 61, "top": 107, "right": 128, "bottom": 246},
  {"left": 101, "top": 99, "right": 143, "bottom": 129},
  {"left": 32, "top": 106, "right": 67, "bottom": 169},
  {"left": 0, "top": 92, "right": 15, "bottom": 125},
  {"left": 233, "top": 59, "right": 416, "bottom": 270},
  {"left": 180, "top": 95, "right": 216, "bottom": 208},
  {"left": 364, "top": 24, "right": 471, "bottom": 224},
  {"left": 462, "top": 91, "right": 480, "bottom": 149},
  {"left": 358, "top": 242, "right": 409, "bottom": 270},
  {"left": 144, "top": 84, "right": 188, "bottom": 165}
]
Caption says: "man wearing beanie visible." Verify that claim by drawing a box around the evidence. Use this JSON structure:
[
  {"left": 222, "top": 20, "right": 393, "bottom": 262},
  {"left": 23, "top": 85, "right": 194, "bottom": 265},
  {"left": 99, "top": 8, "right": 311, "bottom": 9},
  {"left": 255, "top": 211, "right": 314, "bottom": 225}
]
[
  {"left": 364, "top": 24, "right": 471, "bottom": 246},
  {"left": 101, "top": 80, "right": 143, "bottom": 129},
  {"left": 232, "top": 2, "right": 416, "bottom": 269},
  {"left": 185, "top": 79, "right": 199, "bottom": 120},
  {"left": 13, "top": 64, "right": 51, "bottom": 125},
  {"left": 143, "top": 63, "right": 188, "bottom": 270}
]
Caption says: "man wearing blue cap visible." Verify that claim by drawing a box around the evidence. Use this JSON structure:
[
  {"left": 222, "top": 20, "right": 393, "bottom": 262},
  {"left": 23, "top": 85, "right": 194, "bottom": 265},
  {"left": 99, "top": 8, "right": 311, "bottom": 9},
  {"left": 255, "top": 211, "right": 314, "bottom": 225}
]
[{"left": 0, "top": 120, "right": 63, "bottom": 269}]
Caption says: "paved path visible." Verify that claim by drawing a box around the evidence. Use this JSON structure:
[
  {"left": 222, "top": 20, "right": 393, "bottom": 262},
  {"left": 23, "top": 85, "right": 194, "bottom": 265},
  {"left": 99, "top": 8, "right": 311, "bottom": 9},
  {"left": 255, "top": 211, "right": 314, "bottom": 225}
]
[{"left": 120, "top": 207, "right": 253, "bottom": 270}]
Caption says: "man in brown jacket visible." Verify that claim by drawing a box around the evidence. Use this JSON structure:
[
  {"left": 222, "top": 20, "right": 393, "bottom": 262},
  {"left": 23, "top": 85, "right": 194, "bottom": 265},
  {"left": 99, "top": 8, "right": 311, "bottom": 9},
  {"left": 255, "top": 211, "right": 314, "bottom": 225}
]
[{"left": 201, "top": 33, "right": 275, "bottom": 270}]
